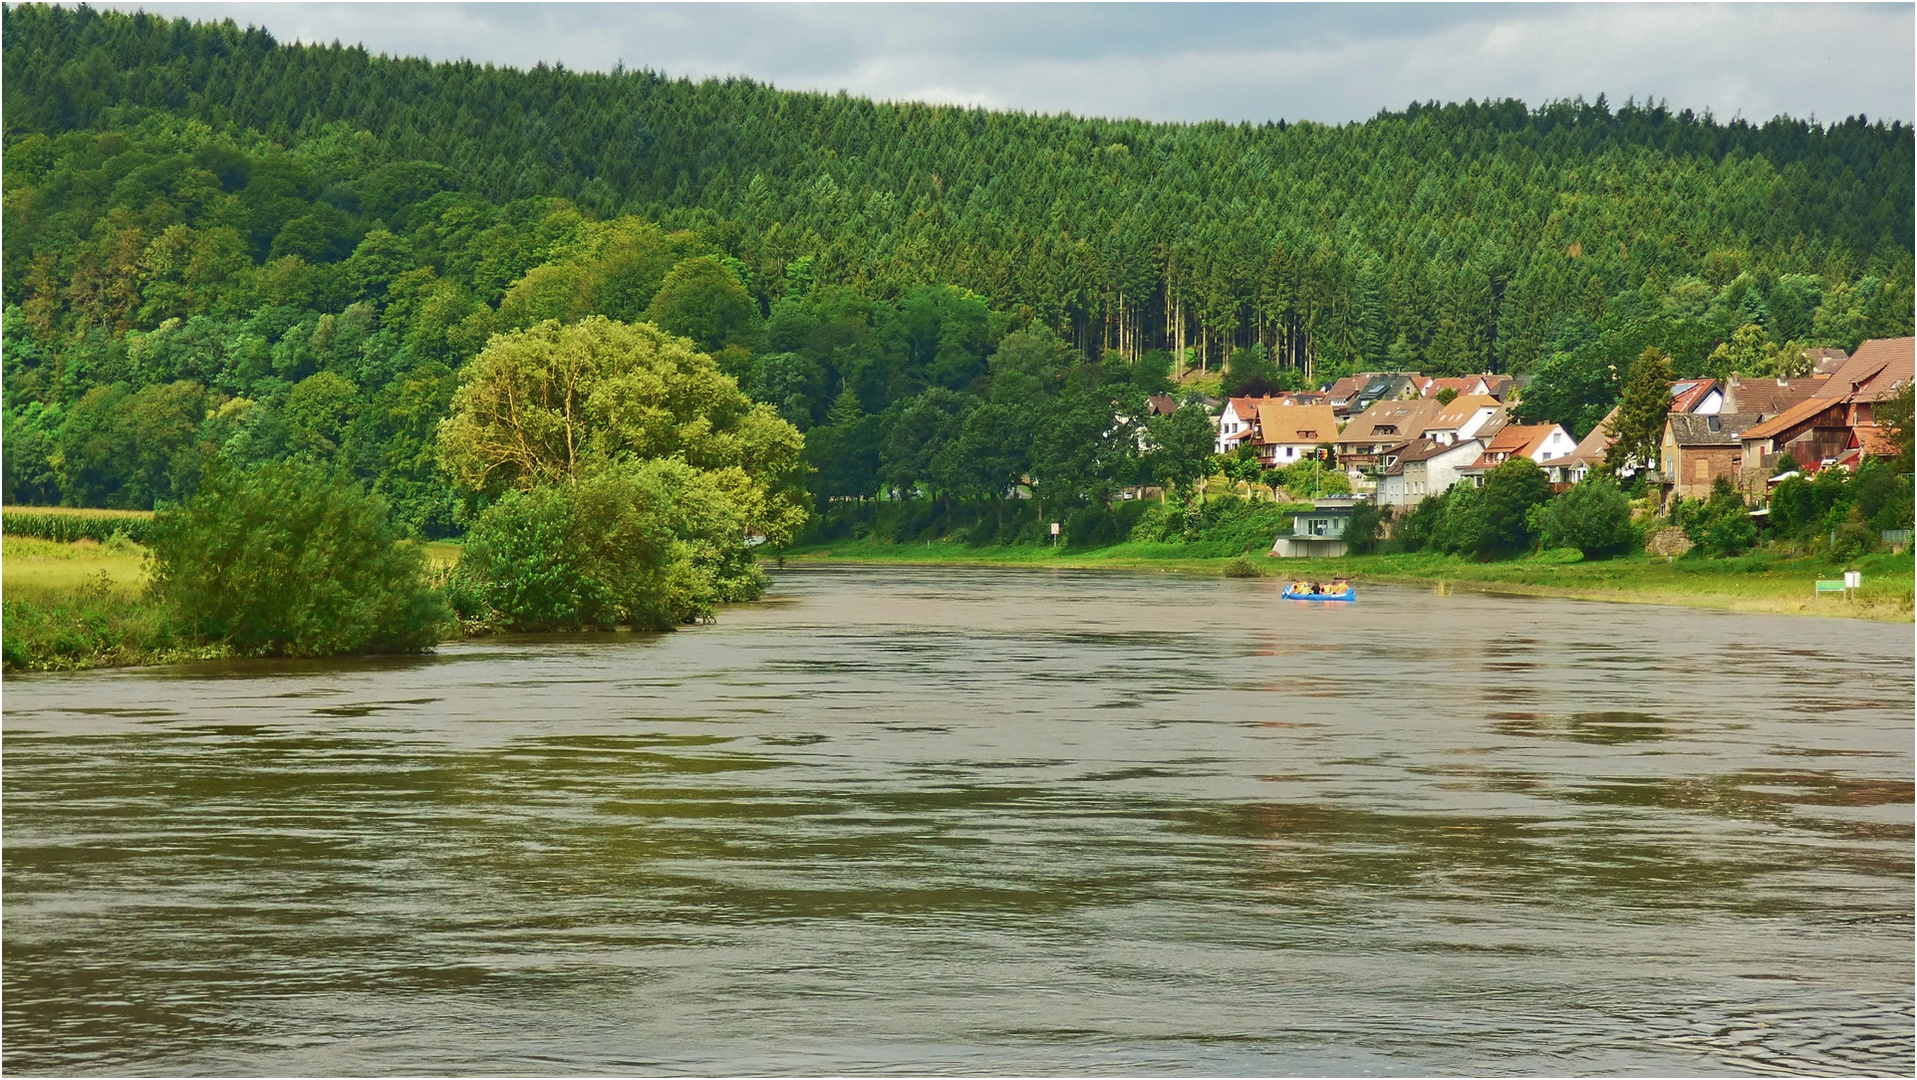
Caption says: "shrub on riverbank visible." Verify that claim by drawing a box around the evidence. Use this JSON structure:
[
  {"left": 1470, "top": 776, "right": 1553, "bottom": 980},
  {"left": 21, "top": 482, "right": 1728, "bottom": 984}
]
[
  {"left": 1531, "top": 474, "right": 1636, "bottom": 558},
  {"left": 449, "top": 460, "right": 764, "bottom": 632},
  {"left": 1767, "top": 458, "right": 1913, "bottom": 544},
  {"left": 1671, "top": 478, "right": 1759, "bottom": 558},
  {"left": 149, "top": 461, "right": 446, "bottom": 656}
]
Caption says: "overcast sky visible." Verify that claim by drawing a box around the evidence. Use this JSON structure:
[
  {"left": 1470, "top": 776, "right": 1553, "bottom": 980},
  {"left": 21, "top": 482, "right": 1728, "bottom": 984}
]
[{"left": 99, "top": 3, "right": 1916, "bottom": 126}]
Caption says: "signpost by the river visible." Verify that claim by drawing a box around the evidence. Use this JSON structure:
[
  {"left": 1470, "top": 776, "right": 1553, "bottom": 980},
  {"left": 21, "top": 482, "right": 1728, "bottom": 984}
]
[{"left": 1817, "top": 572, "right": 1863, "bottom": 601}]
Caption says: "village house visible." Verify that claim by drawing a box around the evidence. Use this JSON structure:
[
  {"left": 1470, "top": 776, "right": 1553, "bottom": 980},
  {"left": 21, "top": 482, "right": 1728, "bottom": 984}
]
[
  {"left": 1377, "top": 438, "right": 1485, "bottom": 508},
  {"left": 1738, "top": 336, "right": 1913, "bottom": 486},
  {"left": 1833, "top": 424, "right": 1900, "bottom": 471},
  {"left": 1335, "top": 397, "right": 1442, "bottom": 475},
  {"left": 1818, "top": 336, "right": 1914, "bottom": 428},
  {"left": 1323, "top": 375, "right": 1368, "bottom": 416},
  {"left": 1668, "top": 378, "right": 1723, "bottom": 414},
  {"left": 1564, "top": 376, "right": 1745, "bottom": 480},
  {"left": 1417, "top": 394, "right": 1505, "bottom": 445},
  {"left": 1251, "top": 403, "right": 1341, "bottom": 466},
  {"left": 1270, "top": 497, "right": 1367, "bottom": 557},
  {"left": 1215, "top": 395, "right": 1280, "bottom": 453},
  {"left": 1325, "top": 372, "right": 1423, "bottom": 417},
  {"left": 1455, "top": 422, "right": 1578, "bottom": 485},
  {"left": 1738, "top": 398, "right": 1856, "bottom": 483},
  {"left": 1416, "top": 374, "right": 1515, "bottom": 402},
  {"left": 1270, "top": 391, "right": 1331, "bottom": 407},
  {"left": 1562, "top": 415, "right": 1615, "bottom": 483},
  {"left": 1659, "top": 413, "right": 1763, "bottom": 499}
]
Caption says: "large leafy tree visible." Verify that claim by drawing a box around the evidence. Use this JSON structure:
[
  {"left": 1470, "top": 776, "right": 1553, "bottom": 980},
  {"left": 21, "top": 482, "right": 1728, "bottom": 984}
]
[
  {"left": 1146, "top": 405, "right": 1216, "bottom": 496},
  {"left": 1478, "top": 457, "right": 1551, "bottom": 558},
  {"left": 644, "top": 256, "right": 761, "bottom": 357},
  {"left": 437, "top": 315, "right": 805, "bottom": 544},
  {"left": 437, "top": 315, "right": 806, "bottom": 627}
]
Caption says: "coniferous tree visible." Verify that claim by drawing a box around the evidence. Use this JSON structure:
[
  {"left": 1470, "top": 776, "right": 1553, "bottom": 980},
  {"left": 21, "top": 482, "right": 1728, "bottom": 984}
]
[{"left": 1607, "top": 347, "right": 1675, "bottom": 477}]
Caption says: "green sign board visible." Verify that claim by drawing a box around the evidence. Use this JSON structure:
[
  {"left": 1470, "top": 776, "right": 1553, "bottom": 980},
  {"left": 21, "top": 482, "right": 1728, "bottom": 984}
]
[{"left": 1815, "top": 580, "right": 1846, "bottom": 593}]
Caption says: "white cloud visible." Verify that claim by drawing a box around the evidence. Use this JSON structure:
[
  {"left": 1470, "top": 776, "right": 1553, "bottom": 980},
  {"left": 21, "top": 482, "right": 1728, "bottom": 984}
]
[{"left": 95, "top": 2, "right": 1915, "bottom": 124}]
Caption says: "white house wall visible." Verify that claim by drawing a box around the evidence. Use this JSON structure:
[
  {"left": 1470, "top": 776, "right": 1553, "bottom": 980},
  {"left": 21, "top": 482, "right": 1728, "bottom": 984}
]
[
  {"left": 1214, "top": 402, "right": 1258, "bottom": 454},
  {"left": 1523, "top": 427, "right": 1579, "bottom": 464},
  {"left": 1428, "top": 441, "right": 1487, "bottom": 492},
  {"left": 1457, "top": 407, "right": 1501, "bottom": 440}
]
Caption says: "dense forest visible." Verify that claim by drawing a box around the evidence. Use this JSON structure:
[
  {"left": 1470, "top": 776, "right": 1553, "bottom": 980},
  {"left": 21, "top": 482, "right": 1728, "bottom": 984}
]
[{"left": 4, "top": 4, "right": 1913, "bottom": 534}]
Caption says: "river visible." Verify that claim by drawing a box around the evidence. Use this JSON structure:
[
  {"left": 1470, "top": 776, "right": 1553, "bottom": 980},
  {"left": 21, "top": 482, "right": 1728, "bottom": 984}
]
[{"left": 4, "top": 566, "right": 1911, "bottom": 1075}]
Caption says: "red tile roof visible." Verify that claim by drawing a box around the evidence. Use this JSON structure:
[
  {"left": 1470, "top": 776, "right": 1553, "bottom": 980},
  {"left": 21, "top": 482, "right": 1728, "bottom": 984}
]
[
  {"left": 1854, "top": 423, "right": 1898, "bottom": 458},
  {"left": 1226, "top": 395, "right": 1287, "bottom": 419},
  {"left": 1464, "top": 423, "right": 1563, "bottom": 469},
  {"left": 1324, "top": 376, "right": 1369, "bottom": 405},
  {"left": 1254, "top": 404, "right": 1341, "bottom": 446},
  {"left": 1722, "top": 375, "right": 1828, "bottom": 416},
  {"left": 1418, "top": 377, "right": 1476, "bottom": 398},
  {"left": 1667, "top": 379, "right": 1720, "bottom": 414},
  {"left": 1813, "top": 336, "right": 1914, "bottom": 403}
]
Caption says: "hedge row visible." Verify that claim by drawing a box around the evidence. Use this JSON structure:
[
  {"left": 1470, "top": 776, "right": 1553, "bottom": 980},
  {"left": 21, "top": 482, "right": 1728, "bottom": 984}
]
[{"left": 2, "top": 509, "right": 153, "bottom": 544}]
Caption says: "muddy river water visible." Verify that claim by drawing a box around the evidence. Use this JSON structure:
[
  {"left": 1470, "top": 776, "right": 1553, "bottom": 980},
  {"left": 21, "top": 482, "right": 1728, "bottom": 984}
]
[{"left": 3, "top": 566, "right": 1912, "bottom": 1075}]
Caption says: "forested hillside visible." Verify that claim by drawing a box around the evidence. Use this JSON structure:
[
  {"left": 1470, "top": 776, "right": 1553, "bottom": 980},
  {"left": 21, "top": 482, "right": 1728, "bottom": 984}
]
[{"left": 4, "top": 4, "right": 1912, "bottom": 531}]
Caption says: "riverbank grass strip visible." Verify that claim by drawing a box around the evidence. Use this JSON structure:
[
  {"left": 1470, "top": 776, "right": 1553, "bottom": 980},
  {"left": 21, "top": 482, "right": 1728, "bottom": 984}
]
[{"left": 783, "top": 541, "right": 1915, "bottom": 622}]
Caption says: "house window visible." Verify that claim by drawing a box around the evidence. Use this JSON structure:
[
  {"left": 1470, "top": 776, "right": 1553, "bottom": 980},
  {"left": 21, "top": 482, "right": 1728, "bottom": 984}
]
[{"left": 1376, "top": 425, "right": 1397, "bottom": 435}]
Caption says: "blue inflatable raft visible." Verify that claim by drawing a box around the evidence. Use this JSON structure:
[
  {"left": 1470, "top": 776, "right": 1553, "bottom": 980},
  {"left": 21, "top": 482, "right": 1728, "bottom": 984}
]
[{"left": 1283, "top": 580, "right": 1356, "bottom": 602}]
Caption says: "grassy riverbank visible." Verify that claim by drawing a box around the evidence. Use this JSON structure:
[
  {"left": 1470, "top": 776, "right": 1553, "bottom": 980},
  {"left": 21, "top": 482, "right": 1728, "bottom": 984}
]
[
  {"left": 2, "top": 535, "right": 235, "bottom": 671},
  {"left": 783, "top": 539, "right": 1916, "bottom": 621}
]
